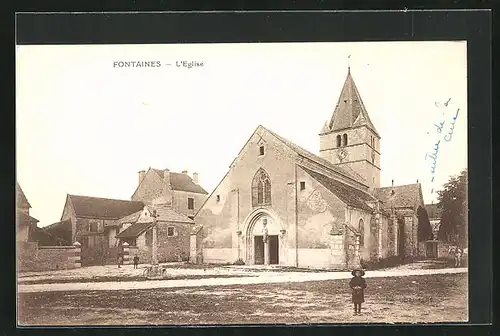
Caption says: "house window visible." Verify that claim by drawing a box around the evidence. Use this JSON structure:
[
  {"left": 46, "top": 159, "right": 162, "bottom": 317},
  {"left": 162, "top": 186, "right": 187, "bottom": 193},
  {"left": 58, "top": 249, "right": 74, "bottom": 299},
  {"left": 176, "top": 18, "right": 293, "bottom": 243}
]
[
  {"left": 167, "top": 226, "right": 176, "bottom": 237},
  {"left": 336, "top": 135, "right": 341, "bottom": 147},
  {"left": 252, "top": 168, "right": 272, "bottom": 207},
  {"left": 343, "top": 133, "right": 348, "bottom": 146},
  {"left": 188, "top": 197, "right": 194, "bottom": 210},
  {"left": 89, "top": 221, "right": 99, "bottom": 232},
  {"left": 216, "top": 195, "right": 220, "bottom": 203},
  {"left": 359, "top": 219, "right": 365, "bottom": 247},
  {"left": 259, "top": 146, "right": 265, "bottom": 156},
  {"left": 300, "top": 181, "right": 306, "bottom": 191}
]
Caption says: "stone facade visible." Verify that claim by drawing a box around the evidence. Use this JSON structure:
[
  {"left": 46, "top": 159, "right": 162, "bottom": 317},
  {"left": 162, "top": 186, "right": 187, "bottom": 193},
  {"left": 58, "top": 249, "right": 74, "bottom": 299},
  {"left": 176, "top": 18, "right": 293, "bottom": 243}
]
[
  {"left": 320, "top": 126, "right": 380, "bottom": 189},
  {"left": 131, "top": 168, "right": 208, "bottom": 215},
  {"left": 18, "top": 241, "right": 81, "bottom": 272},
  {"left": 195, "top": 69, "right": 424, "bottom": 269},
  {"left": 120, "top": 220, "right": 192, "bottom": 263},
  {"left": 195, "top": 126, "right": 394, "bottom": 269}
]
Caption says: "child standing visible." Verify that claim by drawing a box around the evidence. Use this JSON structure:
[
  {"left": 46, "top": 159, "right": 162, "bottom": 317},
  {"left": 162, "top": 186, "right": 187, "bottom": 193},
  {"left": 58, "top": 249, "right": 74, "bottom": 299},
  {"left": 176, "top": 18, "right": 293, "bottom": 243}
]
[
  {"left": 349, "top": 268, "right": 367, "bottom": 315},
  {"left": 133, "top": 254, "right": 139, "bottom": 269}
]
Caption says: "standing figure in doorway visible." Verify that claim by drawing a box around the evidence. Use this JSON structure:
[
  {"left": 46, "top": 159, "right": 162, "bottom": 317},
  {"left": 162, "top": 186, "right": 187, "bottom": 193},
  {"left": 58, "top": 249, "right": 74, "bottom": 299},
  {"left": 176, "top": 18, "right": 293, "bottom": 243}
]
[{"left": 349, "top": 268, "right": 367, "bottom": 315}]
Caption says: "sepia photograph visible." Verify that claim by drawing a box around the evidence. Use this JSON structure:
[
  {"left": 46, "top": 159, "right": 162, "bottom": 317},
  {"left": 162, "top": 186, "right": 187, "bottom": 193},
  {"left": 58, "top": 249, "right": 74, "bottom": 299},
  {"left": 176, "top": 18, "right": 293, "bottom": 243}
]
[{"left": 16, "top": 41, "right": 468, "bottom": 325}]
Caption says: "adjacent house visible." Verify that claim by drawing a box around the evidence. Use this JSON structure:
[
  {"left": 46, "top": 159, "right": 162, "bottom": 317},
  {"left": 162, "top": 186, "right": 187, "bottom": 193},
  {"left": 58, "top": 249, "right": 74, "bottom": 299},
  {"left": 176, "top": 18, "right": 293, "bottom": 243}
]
[
  {"left": 115, "top": 205, "right": 196, "bottom": 262},
  {"left": 132, "top": 168, "right": 208, "bottom": 216},
  {"left": 43, "top": 169, "right": 208, "bottom": 266},
  {"left": 56, "top": 195, "right": 145, "bottom": 265},
  {"left": 194, "top": 68, "right": 429, "bottom": 269},
  {"left": 16, "top": 182, "right": 39, "bottom": 243}
]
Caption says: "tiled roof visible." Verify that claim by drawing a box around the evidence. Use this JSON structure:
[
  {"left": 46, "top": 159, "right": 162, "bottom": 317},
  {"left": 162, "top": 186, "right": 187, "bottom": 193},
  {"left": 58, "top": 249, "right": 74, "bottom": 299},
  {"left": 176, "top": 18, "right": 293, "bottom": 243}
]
[
  {"left": 32, "top": 225, "right": 71, "bottom": 246},
  {"left": 323, "top": 70, "right": 379, "bottom": 137},
  {"left": 301, "top": 166, "right": 376, "bottom": 212},
  {"left": 68, "top": 195, "right": 145, "bottom": 219},
  {"left": 17, "top": 210, "right": 38, "bottom": 224},
  {"left": 148, "top": 205, "right": 195, "bottom": 224},
  {"left": 43, "top": 218, "right": 72, "bottom": 231},
  {"left": 116, "top": 222, "right": 153, "bottom": 239},
  {"left": 41, "top": 219, "right": 72, "bottom": 245},
  {"left": 425, "top": 203, "right": 442, "bottom": 219},
  {"left": 118, "top": 210, "right": 144, "bottom": 225},
  {"left": 151, "top": 169, "right": 208, "bottom": 194},
  {"left": 374, "top": 184, "right": 422, "bottom": 209},
  {"left": 262, "top": 126, "right": 368, "bottom": 186},
  {"left": 16, "top": 183, "right": 31, "bottom": 209}
]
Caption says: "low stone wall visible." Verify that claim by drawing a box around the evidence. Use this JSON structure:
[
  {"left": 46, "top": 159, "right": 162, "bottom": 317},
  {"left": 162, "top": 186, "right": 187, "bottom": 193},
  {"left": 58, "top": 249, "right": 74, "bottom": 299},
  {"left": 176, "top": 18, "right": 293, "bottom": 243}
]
[
  {"left": 18, "top": 241, "right": 81, "bottom": 272},
  {"left": 123, "top": 244, "right": 151, "bottom": 265}
]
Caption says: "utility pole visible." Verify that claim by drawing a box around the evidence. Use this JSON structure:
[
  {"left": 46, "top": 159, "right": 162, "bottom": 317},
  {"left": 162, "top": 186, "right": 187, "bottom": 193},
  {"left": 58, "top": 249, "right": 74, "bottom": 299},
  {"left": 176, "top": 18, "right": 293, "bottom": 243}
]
[{"left": 151, "top": 209, "right": 158, "bottom": 265}]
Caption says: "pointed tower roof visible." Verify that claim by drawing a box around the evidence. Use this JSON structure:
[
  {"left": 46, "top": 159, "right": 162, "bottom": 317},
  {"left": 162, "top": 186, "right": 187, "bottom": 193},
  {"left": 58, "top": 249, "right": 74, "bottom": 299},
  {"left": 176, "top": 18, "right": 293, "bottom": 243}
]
[{"left": 324, "top": 68, "right": 380, "bottom": 137}]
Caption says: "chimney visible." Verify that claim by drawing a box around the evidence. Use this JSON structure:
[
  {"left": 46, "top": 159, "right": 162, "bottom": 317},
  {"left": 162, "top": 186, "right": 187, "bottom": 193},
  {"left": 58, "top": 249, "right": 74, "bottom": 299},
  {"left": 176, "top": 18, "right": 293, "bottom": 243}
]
[
  {"left": 391, "top": 179, "right": 394, "bottom": 186},
  {"left": 163, "top": 168, "right": 171, "bottom": 185},
  {"left": 138, "top": 170, "right": 146, "bottom": 185},
  {"left": 193, "top": 172, "right": 199, "bottom": 184},
  {"left": 416, "top": 179, "right": 419, "bottom": 183},
  {"left": 182, "top": 170, "right": 188, "bottom": 174},
  {"left": 163, "top": 168, "right": 173, "bottom": 207}
]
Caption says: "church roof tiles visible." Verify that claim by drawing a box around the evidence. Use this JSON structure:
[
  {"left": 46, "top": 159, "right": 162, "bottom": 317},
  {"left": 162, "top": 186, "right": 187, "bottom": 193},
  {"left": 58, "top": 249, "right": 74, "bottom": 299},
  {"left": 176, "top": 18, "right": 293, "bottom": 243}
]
[
  {"left": 323, "top": 69, "right": 379, "bottom": 137},
  {"left": 261, "top": 126, "right": 368, "bottom": 187},
  {"left": 374, "top": 184, "right": 423, "bottom": 210},
  {"left": 301, "top": 166, "right": 376, "bottom": 212}
]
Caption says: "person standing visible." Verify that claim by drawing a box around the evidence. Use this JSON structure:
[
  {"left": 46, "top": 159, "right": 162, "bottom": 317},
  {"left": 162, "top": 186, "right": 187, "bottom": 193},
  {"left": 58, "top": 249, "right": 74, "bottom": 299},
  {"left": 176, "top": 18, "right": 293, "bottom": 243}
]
[
  {"left": 133, "top": 254, "right": 139, "bottom": 269},
  {"left": 349, "top": 268, "right": 367, "bottom": 315},
  {"left": 117, "top": 253, "right": 123, "bottom": 268}
]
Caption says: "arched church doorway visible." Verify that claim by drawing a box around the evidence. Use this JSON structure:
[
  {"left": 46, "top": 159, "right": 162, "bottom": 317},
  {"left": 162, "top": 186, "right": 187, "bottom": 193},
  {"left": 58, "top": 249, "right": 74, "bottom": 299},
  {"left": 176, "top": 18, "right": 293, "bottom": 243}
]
[{"left": 245, "top": 212, "right": 281, "bottom": 265}]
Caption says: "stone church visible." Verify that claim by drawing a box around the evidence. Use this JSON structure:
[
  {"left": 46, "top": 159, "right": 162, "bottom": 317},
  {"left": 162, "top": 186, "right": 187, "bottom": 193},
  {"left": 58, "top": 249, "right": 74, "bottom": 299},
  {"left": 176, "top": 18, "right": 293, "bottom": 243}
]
[{"left": 194, "top": 68, "right": 428, "bottom": 269}]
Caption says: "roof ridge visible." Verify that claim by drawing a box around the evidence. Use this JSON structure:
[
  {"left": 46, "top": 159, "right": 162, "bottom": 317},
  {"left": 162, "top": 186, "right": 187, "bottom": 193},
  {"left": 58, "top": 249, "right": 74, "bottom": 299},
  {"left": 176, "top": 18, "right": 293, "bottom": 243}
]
[
  {"left": 300, "top": 165, "right": 377, "bottom": 211},
  {"left": 260, "top": 125, "right": 368, "bottom": 187},
  {"left": 300, "top": 165, "right": 375, "bottom": 199},
  {"left": 68, "top": 194, "right": 143, "bottom": 203},
  {"left": 376, "top": 183, "right": 420, "bottom": 189}
]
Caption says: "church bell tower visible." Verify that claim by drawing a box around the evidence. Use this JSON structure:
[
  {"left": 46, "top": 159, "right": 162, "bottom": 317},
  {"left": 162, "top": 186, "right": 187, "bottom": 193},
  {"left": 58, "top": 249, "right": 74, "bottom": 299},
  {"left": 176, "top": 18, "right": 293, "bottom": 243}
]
[{"left": 319, "top": 67, "right": 381, "bottom": 189}]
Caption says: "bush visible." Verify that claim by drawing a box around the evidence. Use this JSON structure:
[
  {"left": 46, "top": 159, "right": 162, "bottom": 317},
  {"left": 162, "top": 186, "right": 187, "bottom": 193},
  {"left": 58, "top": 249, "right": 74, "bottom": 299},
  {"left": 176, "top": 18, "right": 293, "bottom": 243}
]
[
  {"left": 360, "top": 256, "right": 404, "bottom": 270},
  {"left": 233, "top": 258, "right": 245, "bottom": 265}
]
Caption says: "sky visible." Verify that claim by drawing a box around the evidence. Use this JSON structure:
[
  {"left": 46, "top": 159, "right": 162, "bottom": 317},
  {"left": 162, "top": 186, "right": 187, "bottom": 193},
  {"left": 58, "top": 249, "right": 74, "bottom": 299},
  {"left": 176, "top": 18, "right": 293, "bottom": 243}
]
[{"left": 16, "top": 41, "right": 468, "bottom": 227}]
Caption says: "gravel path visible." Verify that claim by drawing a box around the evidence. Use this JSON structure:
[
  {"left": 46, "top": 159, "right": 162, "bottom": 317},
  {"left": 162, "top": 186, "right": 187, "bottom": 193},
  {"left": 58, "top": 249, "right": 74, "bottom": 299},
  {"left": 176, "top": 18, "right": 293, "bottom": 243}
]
[{"left": 18, "top": 267, "right": 467, "bottom": 293}]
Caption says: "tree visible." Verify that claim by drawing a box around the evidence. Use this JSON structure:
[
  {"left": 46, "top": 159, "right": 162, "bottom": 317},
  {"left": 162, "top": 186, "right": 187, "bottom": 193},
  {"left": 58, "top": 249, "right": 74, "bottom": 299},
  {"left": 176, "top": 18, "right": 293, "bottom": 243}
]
[
  {"left": 417, "top": 206, "right": 432, "bottom": 241},
  {"left": 437, "top": 169, "right": 468, "bottom": 247}
]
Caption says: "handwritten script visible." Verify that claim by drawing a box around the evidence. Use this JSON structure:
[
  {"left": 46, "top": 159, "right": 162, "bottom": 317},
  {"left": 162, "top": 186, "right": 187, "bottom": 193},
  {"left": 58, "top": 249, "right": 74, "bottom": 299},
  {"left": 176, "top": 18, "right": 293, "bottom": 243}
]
[{"left": 425, "top": 98, "right": 461, "bottom": 193}]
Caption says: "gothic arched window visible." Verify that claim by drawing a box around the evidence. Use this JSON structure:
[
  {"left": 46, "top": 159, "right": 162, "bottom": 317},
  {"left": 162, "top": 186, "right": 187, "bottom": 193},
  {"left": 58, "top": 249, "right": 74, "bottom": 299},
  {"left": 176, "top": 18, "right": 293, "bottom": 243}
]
[
  {"left": 252, "top": 168, "right": 272, "bottom": 207},
  {"left": 336, "top": 135, "right": 342, "bottom": 147},
  {"left": 343, "top": 133, "right": 348, "bottom": 146},
  {"left": 359, "top": 219, "right": 365, "bottom": 247}
]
